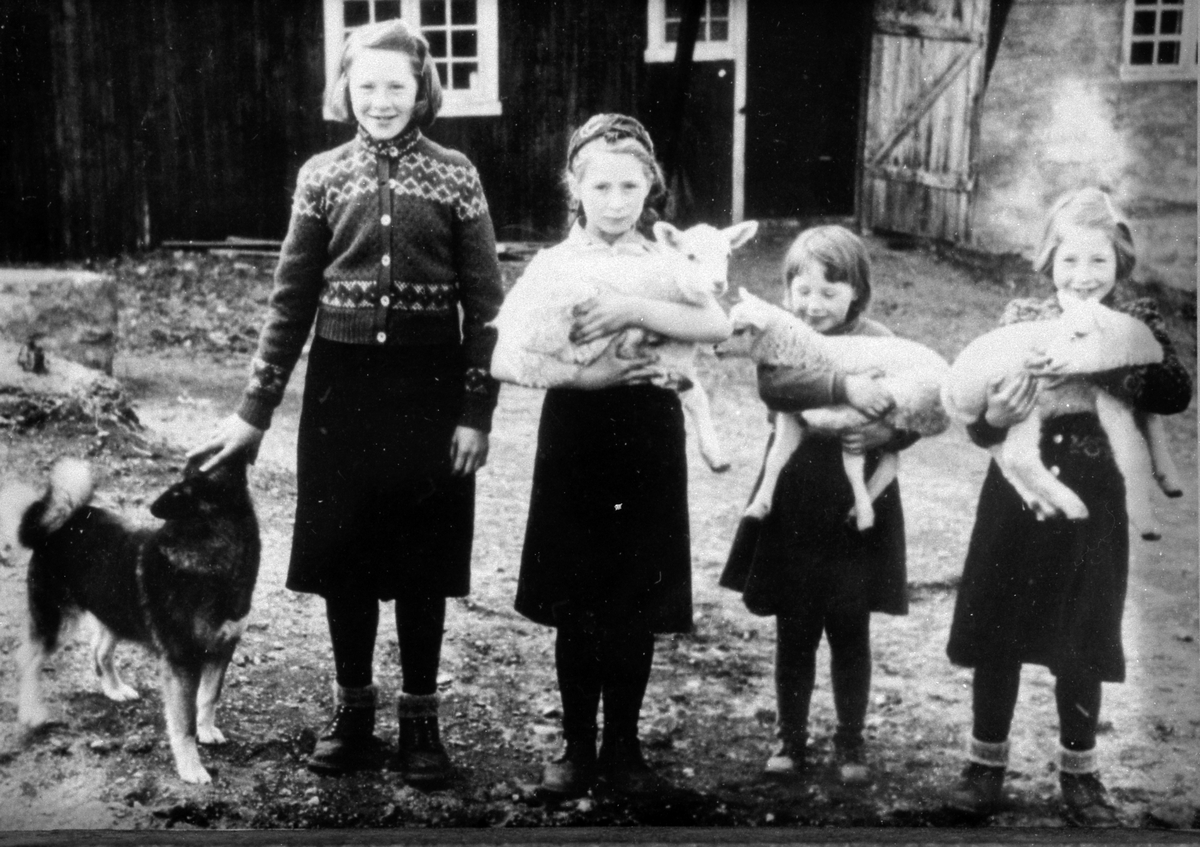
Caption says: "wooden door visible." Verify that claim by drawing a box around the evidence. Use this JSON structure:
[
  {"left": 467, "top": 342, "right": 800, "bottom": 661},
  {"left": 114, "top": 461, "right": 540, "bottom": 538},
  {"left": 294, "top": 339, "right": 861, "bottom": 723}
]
[{"left": 859, "top": 0, "right": 990, "bottom": 242}]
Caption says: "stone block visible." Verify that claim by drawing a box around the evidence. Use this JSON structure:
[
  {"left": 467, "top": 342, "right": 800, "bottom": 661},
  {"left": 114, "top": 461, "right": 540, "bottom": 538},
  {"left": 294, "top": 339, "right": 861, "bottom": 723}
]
[{"left": 0, "top": 269, "right": 118, "bottom": 374}]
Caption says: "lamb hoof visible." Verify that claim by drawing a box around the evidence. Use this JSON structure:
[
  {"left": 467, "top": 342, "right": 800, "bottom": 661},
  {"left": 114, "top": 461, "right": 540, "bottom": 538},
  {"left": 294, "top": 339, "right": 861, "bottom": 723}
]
[
  {"left": 744, "top": 500, "right": 771, "bottom": 520},
  {"left": 710, "top": 462, "right": 732, "bottom": 474},
  {"left": 1156, "top": 474, "right": 1184, "bottom": 498},
  {"left": 1141, "top": 530, "right": 1162, "bottom": 542}
]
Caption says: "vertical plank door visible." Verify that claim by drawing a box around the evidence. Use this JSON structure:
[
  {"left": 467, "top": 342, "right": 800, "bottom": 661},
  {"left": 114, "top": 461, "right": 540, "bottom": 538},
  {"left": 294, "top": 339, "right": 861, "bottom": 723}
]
[{"left": 859, "top": 0, "right": 990, "bottom": 242}]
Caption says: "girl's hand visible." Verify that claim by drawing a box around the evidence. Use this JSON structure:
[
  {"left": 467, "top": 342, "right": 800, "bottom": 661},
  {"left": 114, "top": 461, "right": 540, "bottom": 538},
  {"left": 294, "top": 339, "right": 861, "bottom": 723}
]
[
  {"left": 450, "top": 426, "right": 488, "bottom": 476},
  {"left": 188, "top": 414, "right": 264, "bottom": 472},
  {"left": 983, "top": 371, "right": 1039, "bottom": 428},
  {"left": 843, "top": 372, "right": 895, "bottom": 418},
  {"left": 842, "top": 420, "right": 896, "bottom": 456},
  {"left": 571, "top": 335, "right": 659, "bottom": 390},
  {"left": 570, "top": 294, "right": 642, "bottom": 345}
]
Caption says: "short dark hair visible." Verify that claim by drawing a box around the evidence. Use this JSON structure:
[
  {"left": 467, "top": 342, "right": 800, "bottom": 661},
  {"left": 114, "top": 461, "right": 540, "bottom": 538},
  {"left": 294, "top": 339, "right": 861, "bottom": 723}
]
[
  {"left": 782, "top": 225, "right": 872, "bottom": 323},
  {"left": 324, "top": 20, "right": 443, "bottom": 130}
]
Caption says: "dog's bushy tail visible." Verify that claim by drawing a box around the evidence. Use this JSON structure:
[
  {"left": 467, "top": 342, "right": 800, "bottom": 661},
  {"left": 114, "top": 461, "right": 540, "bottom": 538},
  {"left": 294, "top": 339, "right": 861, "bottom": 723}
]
[{"left": 0, "top": 459, "right": 95, "bottom": 551}]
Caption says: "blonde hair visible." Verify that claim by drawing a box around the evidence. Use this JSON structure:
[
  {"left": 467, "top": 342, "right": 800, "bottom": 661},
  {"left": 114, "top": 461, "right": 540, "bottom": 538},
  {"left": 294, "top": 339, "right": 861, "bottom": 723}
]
[
  {"left": 563, "top": 119, "right": 667, "bottom": 237},
  {"left": 782, "top": 225, "right": 872, "bottom": 323},
  {"left": 324, "top": 20, "right": 442, "bottom": 130},
  {"left": 1034, "top": 187, "right": 1136, "bottom": 282}
]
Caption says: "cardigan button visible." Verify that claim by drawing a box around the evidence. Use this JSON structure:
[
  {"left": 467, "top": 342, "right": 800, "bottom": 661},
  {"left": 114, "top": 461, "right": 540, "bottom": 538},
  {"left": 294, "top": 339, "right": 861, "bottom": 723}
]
[
  {"left": 388, "top": 147, "right": 398, "bottom": 156},
  {"left": 381, "top": 214, "right": 392, "bottom": 226},
  {"left": 376, "top": 331, "right": 387, "bottom": 343},
  {"left": 1053, "top": 434, "right": 1063, "bottom": 444},
  {"left": 381, "top": 255, "right": 391, "bottom": 266},
  {"left": 380, "top": 295, "right": 391, "bottom": 307},
  {"left": 1050, "top": 465, "right": 1060, "bottom": 477}
]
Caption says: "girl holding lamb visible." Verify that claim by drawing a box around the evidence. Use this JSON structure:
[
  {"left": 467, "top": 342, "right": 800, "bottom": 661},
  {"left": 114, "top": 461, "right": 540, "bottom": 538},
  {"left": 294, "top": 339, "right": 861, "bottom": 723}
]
[
  {"left": 506, "top": 114, "right": 731, "bottom": 798},
  {"left": 945, "top": 188, "right": 1192, "bottom": 826},
  {"left": 720, "top": 225, "right": 922, "bottom": 785}
]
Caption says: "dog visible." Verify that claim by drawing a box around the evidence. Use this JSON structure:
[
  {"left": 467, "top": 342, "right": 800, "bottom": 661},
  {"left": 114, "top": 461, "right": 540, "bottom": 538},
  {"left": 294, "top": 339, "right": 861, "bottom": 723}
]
[{"left": 2, "top": 454, "right": 260, "bottom": 784}]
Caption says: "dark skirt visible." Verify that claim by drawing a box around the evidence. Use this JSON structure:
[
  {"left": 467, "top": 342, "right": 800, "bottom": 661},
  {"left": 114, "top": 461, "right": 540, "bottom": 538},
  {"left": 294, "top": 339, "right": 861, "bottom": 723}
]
[
  {"left": 514, "top": 385, "right": 693, "bottom": 633},
  {"left": 720, "top": 431, "right": 908, "bottom": 619},
  {"left": 285, "top": 337, "right": 475, "bottom": 600},
  {"left": 947, "top": 413, "right": 1129, "bottom": 682}
]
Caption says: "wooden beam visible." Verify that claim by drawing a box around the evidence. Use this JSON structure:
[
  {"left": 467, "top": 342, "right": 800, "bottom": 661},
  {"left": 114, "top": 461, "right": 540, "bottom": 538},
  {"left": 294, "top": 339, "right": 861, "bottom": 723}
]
[
  {"left": 873, "top": 17, "right": 985, "bottom": 45},
  {"left": 866, "top": 44, "right": 980, "bottom": 166}
]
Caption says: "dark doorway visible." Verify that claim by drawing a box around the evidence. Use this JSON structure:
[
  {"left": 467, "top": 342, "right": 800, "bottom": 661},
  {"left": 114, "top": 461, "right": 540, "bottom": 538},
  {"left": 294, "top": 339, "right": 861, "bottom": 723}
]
[{"left": 743, "top": 2, "right": 870, "bottom": 219}]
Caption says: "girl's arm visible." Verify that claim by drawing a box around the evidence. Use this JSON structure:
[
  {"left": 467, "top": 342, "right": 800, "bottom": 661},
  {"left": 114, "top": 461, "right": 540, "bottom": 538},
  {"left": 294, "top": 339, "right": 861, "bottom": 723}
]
[
  {"left": 1094, "top": 299, "right": 1192, "bottom": 415},
  {"left": 759, "top": 365, "right": 894, "bottom": 417},
  {"left": 236, "top": 162, "right": 330, "bottom": 432},
  {"left": 570, "top": 292, "right": 732, "bottom": 345},
  {"left": 452, "top": 161, "right": 505, "bottom": 434}
]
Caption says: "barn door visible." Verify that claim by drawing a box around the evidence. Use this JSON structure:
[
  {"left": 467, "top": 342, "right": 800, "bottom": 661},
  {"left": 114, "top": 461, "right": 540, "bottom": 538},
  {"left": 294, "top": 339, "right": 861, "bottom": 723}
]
[{"left": 859, "top": 0, "right": 990, "bottom": 242}]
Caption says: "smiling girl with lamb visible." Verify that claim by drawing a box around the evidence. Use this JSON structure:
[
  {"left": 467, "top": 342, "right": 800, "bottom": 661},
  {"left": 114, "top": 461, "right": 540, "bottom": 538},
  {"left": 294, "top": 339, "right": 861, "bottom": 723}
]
[
  {"left": 720, "top": 225, "right": 926, "bottom": 786},
  {"left": 945, "top": 188, "right": 1192, "bottom": 826}
]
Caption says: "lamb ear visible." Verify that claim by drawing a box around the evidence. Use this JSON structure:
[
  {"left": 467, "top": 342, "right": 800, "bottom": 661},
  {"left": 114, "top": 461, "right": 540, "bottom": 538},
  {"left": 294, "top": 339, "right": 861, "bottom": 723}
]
[
  {"left": 652, "top": 221, "right": 684, "bottom": 248},
  {"left": 724, "top": 220, "right": 759, "bottom": 249}
]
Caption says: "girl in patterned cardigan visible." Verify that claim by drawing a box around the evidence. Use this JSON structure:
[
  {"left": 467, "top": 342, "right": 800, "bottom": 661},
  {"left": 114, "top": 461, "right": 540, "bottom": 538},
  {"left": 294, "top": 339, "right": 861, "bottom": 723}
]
[
  {"left": 945, "top": 188, "right": 1192, "bottom": 826},
  {"left": 191, "top": 19, "right": 503, "bottom": 787}
]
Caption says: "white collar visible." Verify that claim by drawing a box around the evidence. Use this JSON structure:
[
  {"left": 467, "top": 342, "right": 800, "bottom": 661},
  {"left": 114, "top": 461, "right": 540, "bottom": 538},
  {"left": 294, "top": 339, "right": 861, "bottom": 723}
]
[{"left": 566, "top": 222, "right": 653, "bottom": 254}]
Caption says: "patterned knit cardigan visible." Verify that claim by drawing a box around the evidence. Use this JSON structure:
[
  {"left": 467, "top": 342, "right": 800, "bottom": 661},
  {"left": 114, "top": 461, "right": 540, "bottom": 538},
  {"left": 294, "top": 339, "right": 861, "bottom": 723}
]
[{"left": 237, "top": 126, "right": 503, "bottom": 432}]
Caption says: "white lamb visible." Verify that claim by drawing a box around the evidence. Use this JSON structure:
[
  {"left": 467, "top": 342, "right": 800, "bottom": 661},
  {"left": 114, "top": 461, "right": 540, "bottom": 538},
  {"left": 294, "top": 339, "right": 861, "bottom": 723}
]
[
  {"left": 489, "top": 220, "right": 759, "bottom": 472},
  {"left": 725, "top": 289, "right": 951, "bottom": 531},
  {"left": 941, "top": 295, "right": 1178, "bottom": 540}
]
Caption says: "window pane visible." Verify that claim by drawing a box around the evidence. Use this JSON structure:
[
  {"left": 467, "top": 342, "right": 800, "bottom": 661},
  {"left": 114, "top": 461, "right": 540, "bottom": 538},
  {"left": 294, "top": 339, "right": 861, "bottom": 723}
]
[
  {"left": 452, "top": 62, "right": 477, "bottom": 90},
  {"left": 710, "top": 0, "right": 730, "bottom": 16},
  {"left": 1132, "top": 10, "right": 1157, "bottom": 34},
  {"left": 1161, "top": 0, "right": 1184, "bottom": 5},
  {"left": 665, "top": 21, "right": 679, "bottom": 41},
  {"left": 1160, "top": 9, "right": 1183, "bottom": 33},
  {"left": 666, "top": 0, "right": 683, "bottom": 18},
  {"left": 1157, "top": 40, "right": 1181, "bottom": 64},
  {"left": 451, "top": 30, "right": 477, "bottom": 58},
  {"left": 426, "top": 30, "right": 447, "bottom": 57},
  {"left": 1134, "top": 0, "right": 1155, "bottom": 4},
  {"left": 709, "top": 20, "right": 728, "bottom": 40},
  {"left": 374, "top": 1, "right": 400, "bottom": 21},
  {"left": 451, "top": 0, "right": 477, "bottom": 25},
  {"left": 435, "top": 61, "right": 448, "bottom": 85},
  {"left": 1130, "top": 40, "right": 1155, "bottom": 63},
  {"left": 421, "top": 0, "right": 447, "bottom": 25},
  {"left": 344, "top": 0, "right": 370, "bottom": 27}
]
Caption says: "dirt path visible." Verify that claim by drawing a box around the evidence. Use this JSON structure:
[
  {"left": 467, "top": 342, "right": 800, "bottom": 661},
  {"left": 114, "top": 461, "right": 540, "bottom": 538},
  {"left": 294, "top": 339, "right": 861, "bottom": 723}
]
[{"left": 0, "top": 241, "right": 1196, "bottom": 832}]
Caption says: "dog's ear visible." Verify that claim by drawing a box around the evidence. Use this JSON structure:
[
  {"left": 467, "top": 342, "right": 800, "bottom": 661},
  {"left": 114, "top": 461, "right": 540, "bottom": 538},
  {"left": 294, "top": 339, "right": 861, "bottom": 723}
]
[{"left": 149, "top": 476, "right": 203, "bottom": 521}]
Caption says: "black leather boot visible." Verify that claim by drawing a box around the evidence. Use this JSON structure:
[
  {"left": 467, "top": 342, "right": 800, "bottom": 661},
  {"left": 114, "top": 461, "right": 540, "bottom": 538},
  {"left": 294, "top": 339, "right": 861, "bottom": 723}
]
[
  {"left": 598, "top": 735, "right": 669, "bottom": 796},
  {"left": 540, "top": 733, "right": 598, "bottom": 797},
  {"left": 395, "top": 693, "right": 452, "bottom": 788},
  {"left": 307, "top": 685, "right": 382, "bottom": 775}
]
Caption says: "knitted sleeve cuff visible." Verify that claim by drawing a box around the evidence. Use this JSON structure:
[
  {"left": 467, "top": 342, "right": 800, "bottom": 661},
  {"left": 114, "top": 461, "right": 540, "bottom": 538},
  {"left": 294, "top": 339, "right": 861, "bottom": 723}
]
[
  {"left": 459, "top": 391, "right": 495, "bottom": 433},
  {"left": 236, "top": 394, "right": 276, "bottom": 432}
]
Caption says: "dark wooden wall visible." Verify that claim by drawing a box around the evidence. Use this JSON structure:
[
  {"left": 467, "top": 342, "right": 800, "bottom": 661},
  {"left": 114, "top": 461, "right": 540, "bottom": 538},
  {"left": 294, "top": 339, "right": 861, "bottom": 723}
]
[
  {"left": 430, "top": 0, "right": 650, "bottom": 242},
  {"left": 1, "top": 0, "right": 656, "bottom": 260},
  {"left": 1, "top": 0, "right": 336, "bottom": 262}
]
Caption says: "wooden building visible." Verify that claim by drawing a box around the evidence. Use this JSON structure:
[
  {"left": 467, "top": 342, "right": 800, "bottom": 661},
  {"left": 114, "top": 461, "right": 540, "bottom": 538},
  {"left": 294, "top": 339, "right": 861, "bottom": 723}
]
[{"left": 2, "top": 0, "right": 1195, "bottom": 291}]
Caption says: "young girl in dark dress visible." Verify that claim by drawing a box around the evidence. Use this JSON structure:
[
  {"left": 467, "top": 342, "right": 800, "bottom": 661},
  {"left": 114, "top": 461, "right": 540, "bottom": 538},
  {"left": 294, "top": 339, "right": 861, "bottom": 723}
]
[
  {"left": 191, "top": 20, "right": 503, "bottom": 787},
  {"left": 505, "top": 114, "right": 731, "bottom": 798},
  {"left": 721, "top": 225, "right": 919, "bottom": 786},
  {"left": 945, "top": 188, "right": 1192, "bottom": 826}
]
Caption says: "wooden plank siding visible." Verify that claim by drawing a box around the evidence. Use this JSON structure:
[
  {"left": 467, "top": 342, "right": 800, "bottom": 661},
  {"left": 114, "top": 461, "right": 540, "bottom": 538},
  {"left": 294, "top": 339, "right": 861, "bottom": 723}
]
[
  {"left": 860, "top": 0, "right": 990, "bottom": 242},
  {"left": 429, "top": 0, "right": 649, "bottom": 242},
  {"left": 1, "top": 0, "right": 655, "bottom": 260},
  {"left": 1, "top": 0, "right": 334, "bottom": 262}
]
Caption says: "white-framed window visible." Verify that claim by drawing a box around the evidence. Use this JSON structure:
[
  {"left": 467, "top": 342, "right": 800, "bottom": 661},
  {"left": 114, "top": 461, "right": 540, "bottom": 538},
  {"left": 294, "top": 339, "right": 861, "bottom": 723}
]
[
  {"left": 323, "top": 0, "right": 501, "bottom": 118},
  {"left": 1121, "top": 0, "right": 1198, "bottom": 81},
  {"left": 644, "top": 0, "right": 744, "bottom": 63}
]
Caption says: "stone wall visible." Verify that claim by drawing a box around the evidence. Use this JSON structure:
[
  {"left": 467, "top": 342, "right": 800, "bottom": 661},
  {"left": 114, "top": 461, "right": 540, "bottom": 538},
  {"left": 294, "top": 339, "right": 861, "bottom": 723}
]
[{"left": 971, "top": 0, "right": 1197, "bottom": 290}]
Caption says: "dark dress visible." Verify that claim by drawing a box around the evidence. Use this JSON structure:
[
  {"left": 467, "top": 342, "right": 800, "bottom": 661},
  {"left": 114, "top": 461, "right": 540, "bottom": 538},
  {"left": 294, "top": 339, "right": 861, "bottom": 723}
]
[
  {"left": 946, "top": 294, "right": 1193, "bottom": 683},
  {"left": 514, "top": 385, "right": 693, "bottom": 633},
  {"left": 720, "top": 429, "right": 910, "bottom": 619},
  {"left": 286, "top": 336, "right": 475, "bottom": 600}
]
